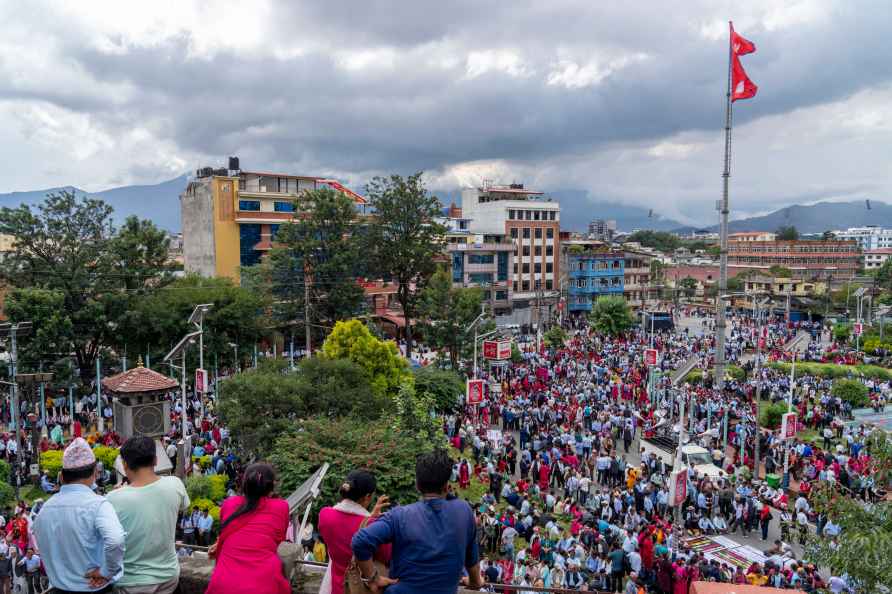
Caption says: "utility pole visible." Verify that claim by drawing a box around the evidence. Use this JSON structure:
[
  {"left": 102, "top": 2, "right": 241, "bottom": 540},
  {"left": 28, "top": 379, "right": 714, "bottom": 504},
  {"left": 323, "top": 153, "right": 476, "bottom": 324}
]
[
  {"left": 752, "top": 297, "right": 768, "bottom": 479},
  {"left": 782, "top": 351, "right": 796, "bottom": 489},
  {"left": 96, "top": 357, "right": 103, "bottom": 433},
  {"left": 534, "top": 280, "right": 542, "bottom": 353},
  {"left": 1, "top": 322, "right": 32, "bottom": 500},
  {"left": 304, "top": 274, "right": 312, "bottom": 358}
]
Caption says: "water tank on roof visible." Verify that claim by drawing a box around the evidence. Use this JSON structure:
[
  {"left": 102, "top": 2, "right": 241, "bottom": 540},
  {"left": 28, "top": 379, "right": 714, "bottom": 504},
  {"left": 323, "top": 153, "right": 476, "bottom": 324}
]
[
  {"left": 510, "top": 183, "right": 524, "bottom": 189},
  {"left": 228, "top": 156, "right": 240, "bottom": 171}
]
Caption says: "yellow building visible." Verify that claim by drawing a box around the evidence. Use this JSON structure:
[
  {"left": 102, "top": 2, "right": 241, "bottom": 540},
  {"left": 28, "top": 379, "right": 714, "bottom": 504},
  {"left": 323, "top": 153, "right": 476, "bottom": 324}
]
[
  {"left": 743, "top": 274, "right": 828, "bottom": 298},
  {"left": 180, "top": 160, "right": 366, "bottom": 280}
]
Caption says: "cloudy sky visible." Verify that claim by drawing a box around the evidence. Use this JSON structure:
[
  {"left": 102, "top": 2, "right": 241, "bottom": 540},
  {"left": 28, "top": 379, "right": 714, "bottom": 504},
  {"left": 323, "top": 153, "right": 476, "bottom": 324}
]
[{"left": 2, "top": 0, "right": 891, "bottom": 224}]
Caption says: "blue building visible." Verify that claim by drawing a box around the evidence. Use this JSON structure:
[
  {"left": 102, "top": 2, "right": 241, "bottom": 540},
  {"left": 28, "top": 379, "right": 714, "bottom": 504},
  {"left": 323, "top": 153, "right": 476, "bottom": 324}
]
[{"left": 568, "top": 252, "right": 624, "bottom": 312}]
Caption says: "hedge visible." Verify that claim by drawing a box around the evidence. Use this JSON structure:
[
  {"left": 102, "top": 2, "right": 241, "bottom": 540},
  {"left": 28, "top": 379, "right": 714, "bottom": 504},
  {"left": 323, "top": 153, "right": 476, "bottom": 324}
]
[
  {"left": 39, "top": 450, "right": 63, "bottom": 478},
  {"left": 190, "top": 497, "right": 221, "bottom": 523},
  {"left": 768, "top": 361, "right": 892, "bottom": 381}
]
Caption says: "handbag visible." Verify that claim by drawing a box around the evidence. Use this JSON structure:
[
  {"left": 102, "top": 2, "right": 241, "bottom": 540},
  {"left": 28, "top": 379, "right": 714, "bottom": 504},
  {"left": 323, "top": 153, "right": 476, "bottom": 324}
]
[{"left": 343, "top": 516, "right": 389, "bottom": 594}]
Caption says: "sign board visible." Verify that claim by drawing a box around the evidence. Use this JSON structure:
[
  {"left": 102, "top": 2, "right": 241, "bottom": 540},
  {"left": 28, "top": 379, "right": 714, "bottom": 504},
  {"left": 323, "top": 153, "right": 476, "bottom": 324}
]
[
  {"left": 486, "top": 429, "right": 502, "bottom": 444},
  {"left": 669, "top": 467, "right": 688, "bottom": 506},
  {"left": 466, "top": 379, "right": 485, "bottom": 404},
  {"left": 29, "top": 464, "right": 39, "bottom": 477},
  {"left": 195, "top": 368, "right": 208, "bottom": 393},
  {"left": 183, "top": 435, "right": 193, "bottom": 475},
  {"left": 482, "top": 340, "right": 512, "bottom": 360},
  {"left": 781, "top": 412, "right": 798, "bottom": 440},
  {"left": 644, "top": 348, "right": 658, "bottom": 366},
  {"left": 853, "top": 322, "right": 863, "bottom": 337}
]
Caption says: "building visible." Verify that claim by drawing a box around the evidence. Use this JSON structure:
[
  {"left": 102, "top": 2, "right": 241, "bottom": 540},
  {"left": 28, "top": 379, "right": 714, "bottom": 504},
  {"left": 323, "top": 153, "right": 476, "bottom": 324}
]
[
  {"left": 623, "top": 249, "right": 657, "bottom": 308},
  {"left": 180, "top": 158, "right": 367, "bottom": 280},
  {"left": 833, "top": 226, "right": 892, "bottom": 251},
  {"left": 743, "top": 274, "right": 828, "bottom": 298},
  {"left": 727, "top": 238, "right": 860, "bottom": 279},
  {"left": 864, "top": 248, "right": 892, "bottom": 270},
  {"left": 567, "top": 249, "right": 624, "bottom": 313},
  {"left": 729, "top": 231, "right": 776, "bottom": 242},
  {"left": 461, "top": 183, "right": 560, "bottom": 309},
  {"left": 440, "top": 209, "right": 514, "bottom": 315},
  {"left": 587, "top": 219, "right": 616, "bottom": 242}
]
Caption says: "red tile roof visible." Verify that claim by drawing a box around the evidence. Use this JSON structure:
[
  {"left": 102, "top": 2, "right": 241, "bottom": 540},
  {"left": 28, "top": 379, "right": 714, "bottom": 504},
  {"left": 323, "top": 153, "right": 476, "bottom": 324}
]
[{"left": 102, "top": 366, "right": 178, "bottom": 394}]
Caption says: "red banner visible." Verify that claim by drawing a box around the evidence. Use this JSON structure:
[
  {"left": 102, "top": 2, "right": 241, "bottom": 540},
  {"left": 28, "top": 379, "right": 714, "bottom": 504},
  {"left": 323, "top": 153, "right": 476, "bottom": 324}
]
[{"left": 467, "top": 379, "right": 485, "bottom": 404}]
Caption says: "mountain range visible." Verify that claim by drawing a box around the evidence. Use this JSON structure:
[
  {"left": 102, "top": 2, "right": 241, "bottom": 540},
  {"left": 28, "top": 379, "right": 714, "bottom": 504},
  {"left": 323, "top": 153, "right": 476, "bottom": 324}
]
[{"left": 0, "top": 176, "right": 886, "bottom": 236}]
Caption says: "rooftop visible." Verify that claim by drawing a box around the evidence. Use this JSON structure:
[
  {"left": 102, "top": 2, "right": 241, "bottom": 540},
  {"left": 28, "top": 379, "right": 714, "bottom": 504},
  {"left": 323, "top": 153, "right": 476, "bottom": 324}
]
[{"left": 102, "top": 365, "right": 178, "bottom": 394}]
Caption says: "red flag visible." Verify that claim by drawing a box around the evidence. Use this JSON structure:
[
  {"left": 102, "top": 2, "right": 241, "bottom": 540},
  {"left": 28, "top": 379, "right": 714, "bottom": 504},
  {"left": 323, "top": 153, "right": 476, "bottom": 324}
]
[
  {"left": 731, "top": 23, "right": 756, "bottom": 56},
  {"left": 729, "top": 22, "right": 758, "bottom": 102}
]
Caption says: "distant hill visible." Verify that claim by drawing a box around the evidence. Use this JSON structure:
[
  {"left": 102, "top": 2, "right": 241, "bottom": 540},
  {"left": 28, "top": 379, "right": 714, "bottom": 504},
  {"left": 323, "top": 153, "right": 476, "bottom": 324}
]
[
  {"left": 674, "top": 200, "right": 891, "bottom": 235},
  {"left": 0, "top": 175, "right": 188, "bottom": 231}
]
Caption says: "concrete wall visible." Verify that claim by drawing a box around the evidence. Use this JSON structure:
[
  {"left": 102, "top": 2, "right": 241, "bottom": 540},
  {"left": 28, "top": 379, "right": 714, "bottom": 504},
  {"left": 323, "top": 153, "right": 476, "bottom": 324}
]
[{"left": 181, "top": 180, "right": 216, "bottom": 277}]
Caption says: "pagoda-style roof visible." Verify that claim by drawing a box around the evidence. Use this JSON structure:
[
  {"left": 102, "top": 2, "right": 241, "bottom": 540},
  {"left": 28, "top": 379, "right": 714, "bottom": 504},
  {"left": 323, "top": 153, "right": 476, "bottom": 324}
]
[{"left": 102, "top": 365, "right": 178, "bottom": 394}]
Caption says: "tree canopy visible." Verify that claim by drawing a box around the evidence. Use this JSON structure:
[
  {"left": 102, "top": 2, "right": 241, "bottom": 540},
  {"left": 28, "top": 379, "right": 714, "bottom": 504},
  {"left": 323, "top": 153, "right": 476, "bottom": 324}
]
[
  {"left": 775, "top": 225, "right": 800, "bottom": 240},
  {"left": 418, "top": 268, "right": 489, "bottom": 369},
  {"left": 588, "top": 296, "right": 634, "bottom": 336},
  {"left": 625, "top": 230, "right": 681, "bottom": 253},
  {"left": 321, "top": 319, "right": 411, "bottom": 398}
]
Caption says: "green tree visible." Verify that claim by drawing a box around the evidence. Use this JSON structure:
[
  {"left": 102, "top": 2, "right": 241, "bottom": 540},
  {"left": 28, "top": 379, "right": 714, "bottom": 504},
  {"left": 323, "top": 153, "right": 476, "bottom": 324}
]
[
  {"left": 271, "top": 416, "right": 440, "bottom": 514},
  {"left": 321, "top": 319, "right": 411, "bottom": 398},
  {"left": 413, "top": 367, "right": 464, "bottom": 413},
  {"left": 543, "top": 326, "right": 569, "bottom": 348},
  {"left": 678, "top": 277, "right": 698, "bottom": 297},
  {"left": 759, "top": 402, "right": 787, "bottom": 429},
  {"left": 267, "top": 188, "right": 366, "bottom": 349},
  {"left": 0, "top": 191, "right": 173, "bottom": 382},
  {"left": 768, "top": 265, "right": 793, "bottom": 278},
  {"left": 625, "top": 230, "right": 680, "bottom": 253},
  {"left": 822, "top": 230, "right": 835, "bottom": 241},
  {"left": 418, "top": 268, "right": 487, "bottom": 369},
  {"left": 832, "top": 378, "right": 869, "bottom": 408},
  {"left": 364, "top": 173, "right": 446, "bottom": 359},
  {"left": 121, "top": 275, "right": 268, "bottom": 369},
  {"left": 873, "top": 258, "right": 892, "bottom": 291},
  {"left": 588, "top": 296, "right": 634, "bottom": 336},
  {"left": 775, "top": 225, "right": 800, "bottom": 241}
]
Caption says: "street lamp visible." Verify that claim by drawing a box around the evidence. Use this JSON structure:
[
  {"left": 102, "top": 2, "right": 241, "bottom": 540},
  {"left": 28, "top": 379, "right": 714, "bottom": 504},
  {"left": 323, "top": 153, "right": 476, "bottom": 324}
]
[
  {"left": 228, "top": 342, "right": 238, "bottom": 371},
  {"left": 189, "top": 304, "right": 213, "bottom": 382},
  {"left": 163, "top": 330, "right": 201, "bottom": 447},
  {"left": 466, "top": 304, "right": 489, "bottom": 379}
]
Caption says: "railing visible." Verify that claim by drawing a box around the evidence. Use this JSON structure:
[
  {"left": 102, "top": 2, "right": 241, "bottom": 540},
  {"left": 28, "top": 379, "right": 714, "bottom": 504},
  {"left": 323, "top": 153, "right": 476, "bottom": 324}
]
[{"left": 670, "top": 355, "right": 700, "bottom": 386}]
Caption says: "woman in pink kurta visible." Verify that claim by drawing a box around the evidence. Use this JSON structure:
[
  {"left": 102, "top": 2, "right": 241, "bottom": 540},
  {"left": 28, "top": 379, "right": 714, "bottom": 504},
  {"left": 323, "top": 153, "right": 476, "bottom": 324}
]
[
  {"left": 318, "top": 470, "right": 392, "bottom": 594},
  {"left": 207, "top": 463, "right": 290, "bottom": 594}
]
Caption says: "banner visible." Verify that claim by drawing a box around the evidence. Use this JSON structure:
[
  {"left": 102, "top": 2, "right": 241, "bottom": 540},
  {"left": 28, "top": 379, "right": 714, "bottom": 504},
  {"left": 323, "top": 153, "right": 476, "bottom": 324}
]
[
  {"left": 853, "top": 322, "right": 863, "bottom": 337},
  {"left": 195, "top": 368, "right": 208, "bottom": 393},
  {"left": 670, "top": 467, "right": 688, "bottom": 507},
  {"left": 482, "top": 340, "right": 512, "bottom": 360},
  {"left": 466, "top": 379, "right": 485, "bottom": 404},
  {"left": 644, "top": 348, "right": 658, "bottom": 366},
  {"left": 781, "top": 412, "right": 798, "bottom": 440}
]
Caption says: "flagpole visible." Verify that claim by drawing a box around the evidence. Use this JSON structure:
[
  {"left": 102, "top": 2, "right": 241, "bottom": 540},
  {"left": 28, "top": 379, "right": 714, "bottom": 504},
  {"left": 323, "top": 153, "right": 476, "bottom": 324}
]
[{"left": 714, "top": 21, "right": 734, "bottom": 392}]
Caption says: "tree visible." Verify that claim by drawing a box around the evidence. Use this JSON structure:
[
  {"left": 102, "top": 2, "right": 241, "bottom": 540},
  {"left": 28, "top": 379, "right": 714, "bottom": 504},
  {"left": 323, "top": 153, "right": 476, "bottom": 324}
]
[
  {"left": 832, "top": 378, "right": 869, "bottom": 408},
  {"left": 0, "top": 191, "right": 174, "bottom": 382},
  {"left": 678, "top": 277, "right": 698, "bottom": 297},
  {"left": 768, "top": 265, "right": 793, "bottom": 278},
  {"left": 649, "top": 259, "right": 666, "bottom": 285},
  {"left": 822, "top": 230, "right": 835, "bottom": 241},
  {"left": 321, "top": 319, "right": 412, "bottom": 398},
  {"left": 874, "top": 258, "right": 892, "bottom": 291},
  {"left": 759, "top": 402, "right": 787, "bottom": 429},
  {"left": 588, "top": 296, "right": 634, "bottom": 336},
  {"left": 413, "top": 367, "right": 465, "bottom": 413},
  {"left": 364, "top": 173, "right": 446, "bottom": 358},
  {"left": 216, "top": 357, "right": 383, "bottom": 457},
  {"left": 775, "top": 225, "right": 799, "bottom": 240},
  {"left": 625, "top": 231, "right": 680, "bottom": 253},
  {"left": 267, "top": 188, "right": 367, "bottom": 349},
  {"left": 121, "top": 275, "right": 268, "bottom": 369},
  {"left": 418, "top": 268, "right": 487, "bottom": 369},
  {"left": 543, "top": 326, "right": 569, "bottom": 348}
]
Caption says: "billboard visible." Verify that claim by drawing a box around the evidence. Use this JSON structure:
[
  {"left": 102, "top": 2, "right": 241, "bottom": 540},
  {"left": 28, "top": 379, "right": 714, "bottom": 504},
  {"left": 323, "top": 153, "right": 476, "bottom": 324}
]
[
  {"left": 466, "top": 379, "right": 485, "bottom": 404},
  {"left": 482, "top": 340, "right": 512, "bottom": 360},
  {"left": 644, "top": 348, "right": 658, "bottom": 366},
  {"left": 195, "top": 368, "right": 208, "bottom": 393},
  {"left": 670, "top": 467, "right": 688, "bottom": 506},
  {"left": 853, "top": 322, "right": 863, "bottom": 336}
]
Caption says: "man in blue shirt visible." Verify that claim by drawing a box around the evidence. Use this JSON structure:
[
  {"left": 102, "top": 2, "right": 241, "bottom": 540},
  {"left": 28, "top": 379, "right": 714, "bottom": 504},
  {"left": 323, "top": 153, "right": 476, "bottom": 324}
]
[
  {"left": 352, "top": 449, "right": 483, "bottom": 594},
  {"left": 34, "top": 438, "right": 125, "bottom": 593}
]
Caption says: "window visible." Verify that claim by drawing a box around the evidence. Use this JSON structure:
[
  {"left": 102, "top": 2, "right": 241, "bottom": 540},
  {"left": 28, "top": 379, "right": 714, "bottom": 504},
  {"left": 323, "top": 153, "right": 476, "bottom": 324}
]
[
  {"left": 513, "top": 282, "right": 518, "bottom": 292},
  {"left": 239, "top": 224, "right": 262, "bottom": 267},
  {"left": 546, "top": 245, "right": 553, "bottom": 256},
  {"left": 522, "top": 263, "right": 530, "bottom": 273},
  {"left": 495, "top": 290, "right": 508, "bottom": 301},
  {"left": 545, "top": 279, "right": 553, "bottom": 290},
  {"left": 522, "top": 280, "right": 530, "bottom": 291},
  {"left": 274, "top": 201, "right": 295, "bottom": 212},
  {"left": 513, "top": 263, "right": 518, "bottom": 274},
  {"left": 576, "top": 279, "right": 586, "bottom": 288},
  {"left": 525, "top": 210, "right": 532, "bottom": 220},
  {"left": 509, "top": 209, "right": 516, "bottom": 220},
  {"left": 238, "top": 200, "right": 260, "bottom": 211},
  {"left": 270, "top": 224, "right": 281, "bottom": 240},
  {"left": 546, "top": 263, "right": 553, "bottom": 273},
  {"left": 468, "top": 273, "right": 493, "bottom": 285},
  {"left": 535, "top": 228, "right": 542, "bottom": 239},
  {"left": 523, "top": 228, "right": 531, "bottom": 239},
  {"left": 534, "top": 211, "right": 541, "bottom": 221},
  {"left": 497, "top": 252, "right": 509, "bottom": 281},
  {"left": 534, "top": 263, "right": 541, "bottom": 273},
  {"left": 546, "top": 228, "right": 554, "bottom": 239},
  {"left": 468, "top": 254, "right": 494, "bottom": 264},
  {"left": 534, "top": 246, "right": 542, "bottom": 256},
  {"left": 452, "top": 253, "right": 464, "bottom": 283},
  {"left": 577, "top": 261, "right": 585, "bottom": 271},
  {"left": 523, "top": 246, "right": 530, "bottom": 256},
  {"left": 510, "top": 228, "right": 518, "bottom": 238},
  {"left": 611, "top": 277, "right": 620, "bottom": 286}
]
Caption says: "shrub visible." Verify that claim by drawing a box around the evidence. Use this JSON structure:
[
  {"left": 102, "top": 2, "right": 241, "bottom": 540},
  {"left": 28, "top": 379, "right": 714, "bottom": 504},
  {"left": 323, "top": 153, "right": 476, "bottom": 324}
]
[
  {"left": 760, "top": 402, "right": 788, "bottom": 429},
  {"left": 413, "top": 367, "right": 465, "bottom": 413},
  {"left": 93, "top": 446, "right": 120, "bottom": 471},
  {"left": 726, "top": 365, "right": 746, "bottom": 381},
  {"left": 683, "top": 370, "right": 704, "bottom": 385},
  {"left": 833, "top": 324, "right": 851, "bottom": 343},
  {"left": 208, "top": 474, "right": 228, "bottom": 502},
  {"left": 185, "top": 475, "right": 212, "bottom": 501},
  {"left": 832, "top": 379, "right": 870, "bottom": 408},
  {"left": 0, "top": 460, "right": 11, "bottom": 483},
  {"left": 39, "top": 450, "right": 63, "bottom": 478},
  {"left": 0, "top": 482, "right": 14, "bottom": 509}
]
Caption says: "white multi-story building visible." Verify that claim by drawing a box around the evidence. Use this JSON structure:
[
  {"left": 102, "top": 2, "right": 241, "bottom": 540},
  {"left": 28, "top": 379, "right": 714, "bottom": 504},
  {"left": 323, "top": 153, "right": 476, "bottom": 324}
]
[
  {"left": 834, "top": 226, "right": 892, "bottom": 251},
  {"left": 461, "top": 183, "right": 560, "bottom": 306},
  {"left": 864, "top": 248, "right": 892, "bottom": 270}
]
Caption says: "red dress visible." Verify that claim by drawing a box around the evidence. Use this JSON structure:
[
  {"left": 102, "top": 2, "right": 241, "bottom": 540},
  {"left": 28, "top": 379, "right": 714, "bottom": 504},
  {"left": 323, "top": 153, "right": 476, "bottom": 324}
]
[{"left": 206, "top": 496, "right": 290, "bottom": 594}]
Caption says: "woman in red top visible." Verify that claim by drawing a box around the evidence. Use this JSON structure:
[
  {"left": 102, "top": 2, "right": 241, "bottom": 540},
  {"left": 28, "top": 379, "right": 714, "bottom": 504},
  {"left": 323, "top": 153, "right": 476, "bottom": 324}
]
[
  {"left": 206, "top": 463, "right": 290, "bottom": 594},
  {"left": 318, "top": 470, "right": 391, "bottom": 594}
]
